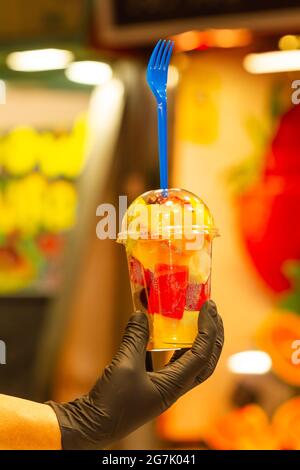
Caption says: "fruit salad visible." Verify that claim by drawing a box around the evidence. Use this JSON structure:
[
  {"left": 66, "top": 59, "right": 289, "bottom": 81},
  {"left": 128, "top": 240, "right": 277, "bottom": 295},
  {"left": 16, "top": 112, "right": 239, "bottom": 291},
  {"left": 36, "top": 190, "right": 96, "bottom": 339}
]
[{"left": 118, "top": 188, "right": 218, "bottom": 350}]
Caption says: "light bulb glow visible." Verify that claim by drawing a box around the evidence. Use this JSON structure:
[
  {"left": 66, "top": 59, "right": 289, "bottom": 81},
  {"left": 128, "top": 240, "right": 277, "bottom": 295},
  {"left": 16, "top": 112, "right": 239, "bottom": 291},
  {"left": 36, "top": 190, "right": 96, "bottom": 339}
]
[
  {"left": 212, "top": 28, "right": 251, "bottom": 48},
  {"left": 167, "top": 65, "right": 179, "bottom": 88},
  {"left": 65, "top": 61, "right": 113, "bottom": 86},
  {"left": 175, "top": 30, "right": 201, "bottom": 52},
  {"left": 279, "top": 35, "right": 300, "bottom": 51},
  {"left": 6, "top": 49, "right": 74, "bottom": 72},
  {"left": 228, "top": 350, "right": 272, "bottom": 375},
  {"left": 244, "top": 50, "right": 300, "bottom": 74}
]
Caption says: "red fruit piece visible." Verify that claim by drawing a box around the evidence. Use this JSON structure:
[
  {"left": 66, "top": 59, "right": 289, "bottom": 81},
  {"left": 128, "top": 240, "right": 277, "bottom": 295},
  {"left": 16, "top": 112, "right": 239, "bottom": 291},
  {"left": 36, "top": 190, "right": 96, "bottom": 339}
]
[
  {"left": 148, "top": 263, "right": 188, "bottom": 319},
  {"left": 186, "top": 280, "right": 210, "bottom": 311},
  {"left": 237, "top": 105, "right": 300, "bottom": 293},
  {"left": 265, "top": 105, "right": 300, "bottom": 176},
  {"left": 128, "top": 256, "right": 153, "bottom": 288},
  {"left": 237, "top": 179, "right": 300, "bottom": 292},
  {"left": 37, "top": 233, "right": 64, "bottom": 257},
  {"left": 144, "top": 269, "right": 153, "bottom": 288}
]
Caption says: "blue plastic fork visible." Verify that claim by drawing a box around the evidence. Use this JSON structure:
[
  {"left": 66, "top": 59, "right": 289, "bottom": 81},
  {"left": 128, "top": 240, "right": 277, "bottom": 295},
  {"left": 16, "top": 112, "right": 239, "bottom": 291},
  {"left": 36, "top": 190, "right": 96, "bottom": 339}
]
[{"left": 146, "top": 39, "right": 174, "bottom": 191}]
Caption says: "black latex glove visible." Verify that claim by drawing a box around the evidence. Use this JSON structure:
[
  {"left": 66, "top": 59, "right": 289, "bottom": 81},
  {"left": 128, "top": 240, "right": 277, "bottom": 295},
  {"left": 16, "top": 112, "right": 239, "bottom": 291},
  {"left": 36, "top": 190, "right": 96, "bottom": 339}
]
[{"left": 48, "top": 300, "right": 224, "bottom": 450}]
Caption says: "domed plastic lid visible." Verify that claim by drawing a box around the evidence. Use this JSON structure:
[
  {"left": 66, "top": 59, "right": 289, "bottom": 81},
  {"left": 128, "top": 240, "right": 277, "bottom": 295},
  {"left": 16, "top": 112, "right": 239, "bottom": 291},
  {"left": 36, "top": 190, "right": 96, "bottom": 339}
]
[{"left": 117, "top": 188, "right": 219, "bottom": 242}]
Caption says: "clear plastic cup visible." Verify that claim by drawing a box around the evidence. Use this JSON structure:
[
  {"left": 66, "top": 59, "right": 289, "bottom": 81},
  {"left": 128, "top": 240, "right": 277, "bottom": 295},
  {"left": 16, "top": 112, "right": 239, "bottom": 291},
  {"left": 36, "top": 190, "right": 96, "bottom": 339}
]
[{"left": 117, "top": 188, "right": 218, "bottom": 351}]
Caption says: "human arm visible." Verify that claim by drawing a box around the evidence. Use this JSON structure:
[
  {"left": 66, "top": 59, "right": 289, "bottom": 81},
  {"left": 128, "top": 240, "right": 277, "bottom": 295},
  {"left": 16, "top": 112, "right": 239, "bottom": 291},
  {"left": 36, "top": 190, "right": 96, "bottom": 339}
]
[
  {"left": 0, "top": 300, "right": 223, "bottom": 450},
  {"left": 0, "top": 394, "right": 61, "bottom": 450}
]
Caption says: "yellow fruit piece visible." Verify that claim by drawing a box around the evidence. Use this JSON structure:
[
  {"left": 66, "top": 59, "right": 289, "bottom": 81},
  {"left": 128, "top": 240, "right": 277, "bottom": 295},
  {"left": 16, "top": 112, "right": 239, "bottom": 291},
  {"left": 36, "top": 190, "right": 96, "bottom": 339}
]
[
  {"left": 0, "top": 198, "right": 17, "bottom": 234},
  {"left": 129, "top": 239, "right": 191, "bottom": 270},
  {"left": 124, "top": 198, "right": 214, "bottom": 238},
  {"left": 189, "top": 247, "right": 211, "bottom": 283},
  {"left": 39, "top": 134, "right": 84, "bottom": 179},
  {"left": 62, "top": 135, "right": 86, "bottom": 179},
  {"left": 6, "top": 174, "right": 47, "bottom": 235},
  {"left": 38, "top": 116, "right": 86, "bottom": 179},
  {"left": 42, "top": 180, "right": 77, "bottom": 232},
  {"left": 2, "top": 127, "right": 39, "bottom": 176},
  {"left": 38, "top": 133, "right": 59, "bottom": 178}
]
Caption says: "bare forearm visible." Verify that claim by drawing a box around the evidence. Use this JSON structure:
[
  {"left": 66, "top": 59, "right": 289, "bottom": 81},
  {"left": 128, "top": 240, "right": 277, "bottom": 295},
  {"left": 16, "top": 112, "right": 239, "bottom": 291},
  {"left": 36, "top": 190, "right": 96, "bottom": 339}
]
[{"left": 0, "top": 394, "right": 61, "bottom": 450}]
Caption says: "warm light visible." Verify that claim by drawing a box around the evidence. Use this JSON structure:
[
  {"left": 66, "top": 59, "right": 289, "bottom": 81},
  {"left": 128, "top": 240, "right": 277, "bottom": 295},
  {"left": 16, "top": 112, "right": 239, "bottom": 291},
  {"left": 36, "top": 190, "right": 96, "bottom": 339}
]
[
  {"left": 167, "top": 65, "right": 179, "bottom": 88},
  {"left": 6, "top": 48, "right": 74, "bottom": 72},
  {"left": 174, "top": 30, "right": 202, "bottom": 52},
  {"left": 212, "top": 29, "right": 251, "bottom": 48},
  {"left": 65, "top": 61, "right": 112, "bottom": 86},
  {"left": 228, "top": 350, "right": 272, "bottom": 375},
  {"left": 279, "top": 35, "right": 300, "bottom": 51},
  {"left": 244, "top": 50, "right": 300, "bottom": 74},
  {"left": 172, "top": 28, "right": 251, "bottom": 51},
  {"left": 0, "top": 80, "right": 6, "bottom": 104}
]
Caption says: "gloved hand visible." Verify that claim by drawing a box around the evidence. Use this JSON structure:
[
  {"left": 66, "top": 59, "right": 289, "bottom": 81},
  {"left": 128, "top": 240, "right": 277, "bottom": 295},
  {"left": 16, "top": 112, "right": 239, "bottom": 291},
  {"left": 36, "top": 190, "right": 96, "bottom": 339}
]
[{"left": 48, "top": 300, "right": 224, "bottom": 450}]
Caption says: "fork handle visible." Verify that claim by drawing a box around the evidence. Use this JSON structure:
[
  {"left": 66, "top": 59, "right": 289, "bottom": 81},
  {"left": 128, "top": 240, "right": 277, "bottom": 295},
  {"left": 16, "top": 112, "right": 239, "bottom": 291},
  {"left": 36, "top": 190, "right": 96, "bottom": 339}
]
[{"left": 157, "top": 99, "right": 168, "bottom": 190}]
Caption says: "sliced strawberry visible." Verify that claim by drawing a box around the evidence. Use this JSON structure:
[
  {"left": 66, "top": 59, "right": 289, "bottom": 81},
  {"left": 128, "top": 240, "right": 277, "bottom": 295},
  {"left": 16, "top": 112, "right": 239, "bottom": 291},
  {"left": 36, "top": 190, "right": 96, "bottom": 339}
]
[
  {"left": 186, "top": 280, "right": 210, "bottom": 311},
  {"left": 128, "top": 256, "right": 153, "bottom": 288},
  {"left": 148, "top": 263, "right": 188, "bottom": 319}
]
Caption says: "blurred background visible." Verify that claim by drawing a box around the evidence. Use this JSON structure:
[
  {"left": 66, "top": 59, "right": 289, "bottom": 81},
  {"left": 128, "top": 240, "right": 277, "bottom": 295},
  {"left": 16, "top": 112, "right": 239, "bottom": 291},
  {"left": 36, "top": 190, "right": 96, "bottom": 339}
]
[{"left": 1, "top": 0, "right": 300, "bottom": 450}]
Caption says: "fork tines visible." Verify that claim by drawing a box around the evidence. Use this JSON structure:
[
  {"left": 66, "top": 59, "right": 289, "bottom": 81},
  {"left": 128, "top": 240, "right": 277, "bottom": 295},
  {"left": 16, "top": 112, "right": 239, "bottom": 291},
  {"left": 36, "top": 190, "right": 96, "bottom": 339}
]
[{"left": 148, "top": 39, "right": 174, "bottom": 70}]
